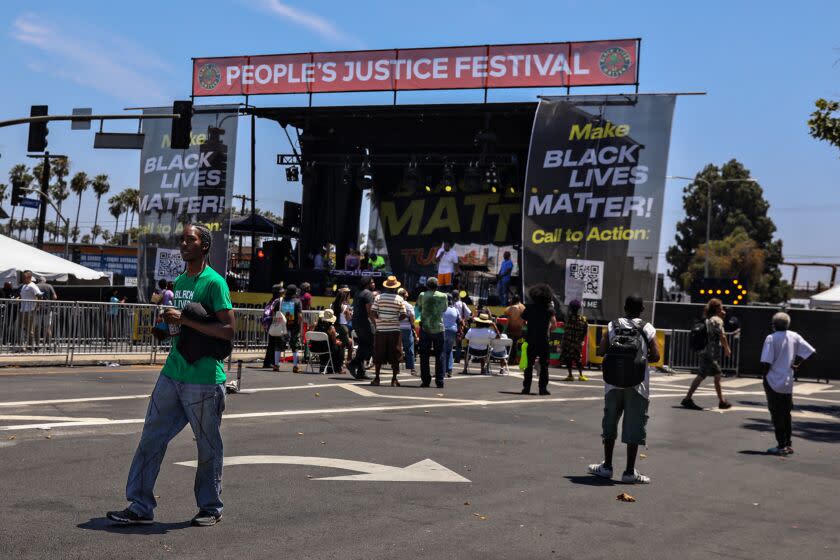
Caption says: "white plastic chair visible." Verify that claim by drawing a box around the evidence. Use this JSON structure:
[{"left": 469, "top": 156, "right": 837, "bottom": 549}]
[
  {"left": 462, "top": 337, "right": 494, "bottom": 375},
  {"left": 489, "top": 338, "right": 514, "bottom": 375},
  {"left": 304, "top": 330, "right": 332, "bottom": 374}
]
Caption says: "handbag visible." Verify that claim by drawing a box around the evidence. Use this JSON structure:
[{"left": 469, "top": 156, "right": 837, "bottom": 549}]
[
  {"left": 518, "top": 341, "right": 529, "bottom": 370},
  {"left": 268, "top": 309, "right": 288, "bottom": 337}
]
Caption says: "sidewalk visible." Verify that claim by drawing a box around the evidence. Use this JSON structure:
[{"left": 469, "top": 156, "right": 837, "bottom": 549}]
[{"left": 0, "top": 351, "right": 265, "bottom": 368}]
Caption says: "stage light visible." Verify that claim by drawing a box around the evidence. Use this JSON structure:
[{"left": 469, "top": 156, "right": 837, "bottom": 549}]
[
  {"left": 441, "top": 160, "right": 456, "bottom": 193},
  {"left": 341, "top": 159, "right": 353, "bottom": 187},
  {"left": 508, "top": 186, "right": 516, "bottom": 194},
  {"left": 699, "top": 289, "right": 705, "bottom": 295},
  {"left": 357, "top": 149, "right": 373, "bottom": 189},
  {"left": 425, "top": 185, "right": 432, "bottom": 192},
  {"left": 285, "top": 166, "right": 300, "bottom": 182},
  {"left": 484, "top": 162, "right": 499, "bottom": 191},
  {"left": 462, "top": 162, "right": 482, "bottom": 192}
]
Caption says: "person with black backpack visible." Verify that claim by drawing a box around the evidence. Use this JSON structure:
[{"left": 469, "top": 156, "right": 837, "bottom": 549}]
[
  {"left": 681, "top": 298, "right": 733, "bottom": 410},
  {"left": 588, "top": 295, "right": 660, "bottom": 484}
]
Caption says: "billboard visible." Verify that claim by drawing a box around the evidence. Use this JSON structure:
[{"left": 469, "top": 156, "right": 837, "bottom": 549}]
[
  {"left": 192, "top": 40, "right": 639, "bottom": 97},
  {"left": 522, "top": 95, "right": 676, "bottom": 321},
  {"left": 136, "top": 105, "right": 238, "bottom": 301}
]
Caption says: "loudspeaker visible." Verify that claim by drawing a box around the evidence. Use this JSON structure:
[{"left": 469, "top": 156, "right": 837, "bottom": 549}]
[{"left": 283, "top": 201, "right": 302, "bottom": 229}]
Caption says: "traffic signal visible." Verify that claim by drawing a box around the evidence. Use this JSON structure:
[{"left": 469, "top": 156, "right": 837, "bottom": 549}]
[
  {"left": 694, "top": 278, "right": 748, "bottom": 305},
  {"left": 27, "top": 105, "right": 49, "bottom": 152},
  {"left": 11, "top": 179, "right": 25, "bottom": 205},
  {"left": 170, "top": 100, "right": 193, "bottom": 150}
]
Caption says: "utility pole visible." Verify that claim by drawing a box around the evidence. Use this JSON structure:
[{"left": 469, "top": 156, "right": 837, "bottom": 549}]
[{"left": 232, "top": 194, "right": 253, "bottom": 261}]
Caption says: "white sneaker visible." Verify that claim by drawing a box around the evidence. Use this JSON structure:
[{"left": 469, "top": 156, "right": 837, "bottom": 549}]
[
  {"left": 500, "top": 367, "right": 508, "bottom": 375},
  {"left": 587, "top": 462, "right": 613, "bottom": 479},
  {"left": 621, "top": 469, "right": 650, "bottom": 484}
]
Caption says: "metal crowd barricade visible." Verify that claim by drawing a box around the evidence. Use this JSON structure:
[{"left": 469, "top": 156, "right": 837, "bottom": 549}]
[
  {"left": 0, "top": 298, "right": 268, "bottom": 364},
  {"left": 665, "top": 329, "right": 740, "bottom": 374}
]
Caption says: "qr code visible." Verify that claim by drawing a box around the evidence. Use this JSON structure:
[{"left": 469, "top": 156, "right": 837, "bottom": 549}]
[
  {"left": 565, "top": 258, "right": 604, "bottom": 301},
  {"left": 154, "top": 248, "right": 184, "bottom": 281},
  {"left": 569, "top": 263, "right": 601, "bottom": 296}
]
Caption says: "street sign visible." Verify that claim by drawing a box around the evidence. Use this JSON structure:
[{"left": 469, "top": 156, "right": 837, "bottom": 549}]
[
  {"left": 71, "top": 108, "right": 92, "bottom": 130},
  {"left": 19, "top": 198, "right": 40, "bottom": 209}
]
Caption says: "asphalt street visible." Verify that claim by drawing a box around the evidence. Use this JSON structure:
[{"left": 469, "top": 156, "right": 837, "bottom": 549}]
[{"left": 0, "top": 362, "right": 838, "bottom": 559}]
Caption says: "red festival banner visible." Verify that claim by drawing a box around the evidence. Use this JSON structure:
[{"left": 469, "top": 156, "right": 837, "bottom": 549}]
[{"left": 192, "top": 40, "right": 639, "bottom": 97}]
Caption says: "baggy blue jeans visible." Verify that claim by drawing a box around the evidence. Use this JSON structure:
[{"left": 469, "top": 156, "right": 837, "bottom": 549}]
[
  {"left": 443, "top": 329, "right": 458, "bottom": 373},
  {"left": 126, "top": 374, "right": 225, "bottom": 518},
  {"left": 400, "top": 327, "right": 415, "bottom": 371}
]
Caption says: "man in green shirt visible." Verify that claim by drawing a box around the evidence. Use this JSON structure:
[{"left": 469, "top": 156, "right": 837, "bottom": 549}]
[
  {"left": 108, "top": 224, "right": 234, "bottom": 527},
  {"left": 416, "top": 276, "right": 448, "bottom": 388}
]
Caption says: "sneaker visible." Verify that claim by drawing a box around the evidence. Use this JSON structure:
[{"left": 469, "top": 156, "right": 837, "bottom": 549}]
[
  {"left": 272, "top": 365, "right": 279, "bottom": 372},
  {"left": 106, "top": 508, "right": 153, "bottom": 525},
  {"left": 621, "top": 469, "right": 651, "bottom": 484},
  {"left": 564, "top": 374, "right": 574, "bottom": 382},
  {"left": 767, "top": 446, "right": 787, "bottom": 456},
  {"left": 681, "top": 397, "right": 703, "bottom": 410},
  {"left": 191, "top": 510, "right": 222, "bottom": 527},
  {"left": 292, "top": 366, "right": 300, "bottom": 373},
  {"left": 410, "top": 369, "right": 418, "bottom": 377},
  {"left": 578, "top": 374, "right": 589, "bottom": 382},
  {"left": 521, "top": 388, "right": 531, "bottom": 395},
  {"left": 446, "top": 371, "right": 452, "bottom": 378},
  {"left": 718, "top": 400, "right": 732, "bottom": 410},
  {"left": 539, "top": 389, "right": 551, "bottom": 396},
  {"left": 587, "top": 462, "right": 613, "bottom": 479},
  {"left": 500, "top": 367, "right": 508, "bottom": 375},
  {"left": 785, "top": 446, "right": 795, "bottom": 455}
]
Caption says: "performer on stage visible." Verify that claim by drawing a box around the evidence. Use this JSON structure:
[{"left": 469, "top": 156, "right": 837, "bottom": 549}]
[{"left": 435, "top": 241, "right": 460, "bottom": 290}]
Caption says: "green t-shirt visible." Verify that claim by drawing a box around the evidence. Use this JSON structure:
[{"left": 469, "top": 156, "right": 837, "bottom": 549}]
[
  {"left": 161, "top": 265, "right": 233, "bottom": 385},
  {"left": 417, "top": 290, "right": 447, "bottom": 334}
]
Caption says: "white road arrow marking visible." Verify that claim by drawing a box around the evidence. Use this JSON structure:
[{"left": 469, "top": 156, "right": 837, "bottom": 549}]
[{"left": 174, "top": 455, "right": 470, "bottom": 483}]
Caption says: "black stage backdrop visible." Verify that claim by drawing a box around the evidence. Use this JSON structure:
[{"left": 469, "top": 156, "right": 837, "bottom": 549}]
[
  {"left": 261, "top": 103, "right": 536, "bottom": 282},
  {"left": 522, "top": 95, "right": 676, "bottom": 321}
]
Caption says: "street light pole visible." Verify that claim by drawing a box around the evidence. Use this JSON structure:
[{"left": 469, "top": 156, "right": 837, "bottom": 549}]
[{"left": 667, "top": 176, "right": 758, "bottom": 278}]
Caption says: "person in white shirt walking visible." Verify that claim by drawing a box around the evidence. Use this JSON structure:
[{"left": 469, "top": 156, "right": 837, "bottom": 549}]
[
  {"left": 759, "top": 312, "right": 815, "bottom": 456},
  {"left": 19, "top": 270, "right": 42, "bottom": 348}
]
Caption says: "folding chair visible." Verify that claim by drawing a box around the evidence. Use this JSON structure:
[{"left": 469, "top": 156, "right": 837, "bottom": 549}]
[
  {"left": 304, "top": 331, "right": 332, "bottom": 374},
  {"left": 462, "top": 337, "right": 494, "bottom": 375},
  {"left": 489, "top": 338, "right": 514, "bottom": 375}
]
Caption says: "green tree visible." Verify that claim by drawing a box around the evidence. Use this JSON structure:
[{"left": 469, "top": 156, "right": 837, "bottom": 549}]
[
  {"left": 8, "top": 164, "right": 34, "bottom": 229},
  {"left": 70, "top": 172, "right": 90, "bottom": 242},
  {"left": 50, "top": 158, "right": 70, "bottom": 241},
  {"left": 108, "top": 194, "right": 124, "bottom": 239},
  {"left": 666, "top": 159, "right": 790, "bottom": 303},
  {"left": 0, "top": 183, "right": 7, "bottom": 232},
  {"left": 91, "top": 174, "right": 110, "bottom": 242},
  {"left": 808, "top": 98, "right": 840, "bottom": 152}
]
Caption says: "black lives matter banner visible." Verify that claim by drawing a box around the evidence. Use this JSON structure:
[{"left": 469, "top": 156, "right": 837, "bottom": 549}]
[
  {"left": 136, "top": 105, "right": 238, "bottom": 301},
  {"left": 522, "top": 95, "right": 676, "bottom": 321}
]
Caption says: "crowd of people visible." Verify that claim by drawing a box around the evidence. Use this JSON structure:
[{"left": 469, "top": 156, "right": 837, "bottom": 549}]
[{"left": 259, "top": 278, "right": 818, "bottom": 483}]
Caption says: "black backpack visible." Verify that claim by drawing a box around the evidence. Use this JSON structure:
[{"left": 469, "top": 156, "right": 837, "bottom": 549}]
[
  {"left": 689, "top": 320, "right": 708, "bottom": 352},
  {"left": 603, "top": 319, "right": 648, "bottom": 388}
]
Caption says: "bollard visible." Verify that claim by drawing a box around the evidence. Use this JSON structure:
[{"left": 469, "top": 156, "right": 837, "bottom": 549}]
[{"left": 237, "top": 360, "right": 243, "bottom": 388}]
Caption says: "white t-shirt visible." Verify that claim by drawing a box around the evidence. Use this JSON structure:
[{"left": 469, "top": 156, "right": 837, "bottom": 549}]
[
  {"left": 436, "top": 248, "right": 459, "bottom": 275},
  {"left": 339, "top": 303, "right": 350, "bottom": 326},
  {"left": 19, "top": 282, "right": 42, "bottom": 312},
  {"left": 760, "top": 330, "right": 815, "bottom": 394},
  {"left": 605, "top": 317, "right": 657, "bottom": 400},
  {"left": 465, "top": 327, "right": 496, "bottom": 350}
]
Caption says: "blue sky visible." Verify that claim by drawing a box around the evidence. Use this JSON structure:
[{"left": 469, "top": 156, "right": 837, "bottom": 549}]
[{"left": 1, "top": 0, "right": 838, "bottom": 285}]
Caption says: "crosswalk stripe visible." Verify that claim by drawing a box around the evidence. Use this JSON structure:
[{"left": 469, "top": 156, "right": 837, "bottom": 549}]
[{"left": 723, "top": 378, "right": 763, "bottom": 388}]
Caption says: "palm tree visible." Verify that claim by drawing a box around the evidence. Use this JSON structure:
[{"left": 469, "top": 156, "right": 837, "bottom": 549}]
[
  {"left": 69, "top": 172, "right": 90, "bottom": 242},
  {"left": 8, "top": 164, "right": 34, "bottom": 228},
  {"left": 108, "top": 194, "right": 124, "bottom": 240},
  {"left": 0, "top": 183, "right": 7, "bottom": 233},
  {"left": 90, "top": 225, "right": 103, "bottom": 244},
  {"left": 91, "top": 174, "right": 110, "bottom": 243},
  {"left": 50, "top": 158, "right": 70, "bottom": 241},
  {"left": 122, "top": 188, "right": 140, "bottom": 231}
]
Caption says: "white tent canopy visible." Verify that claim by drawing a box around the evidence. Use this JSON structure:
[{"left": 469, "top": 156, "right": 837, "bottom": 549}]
[
  {"left": 810, "top": 284, "right": 840, "bottom": 311},
  {"left": 0, "top": 234, "right": 108, "bottom": 285}
]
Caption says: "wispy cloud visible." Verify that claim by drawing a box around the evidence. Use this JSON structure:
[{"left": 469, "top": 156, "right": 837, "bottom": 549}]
[
  {"left": 12, "top": 13, "right": 174, "bottom": 105},
  {"left": 253, "top": 0, "right": 363, "bottom": 47}
]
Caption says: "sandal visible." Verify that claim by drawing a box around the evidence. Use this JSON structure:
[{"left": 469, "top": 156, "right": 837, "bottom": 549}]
[{"left": 390, "top": 378, "right": 400, "bottom": 387}]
